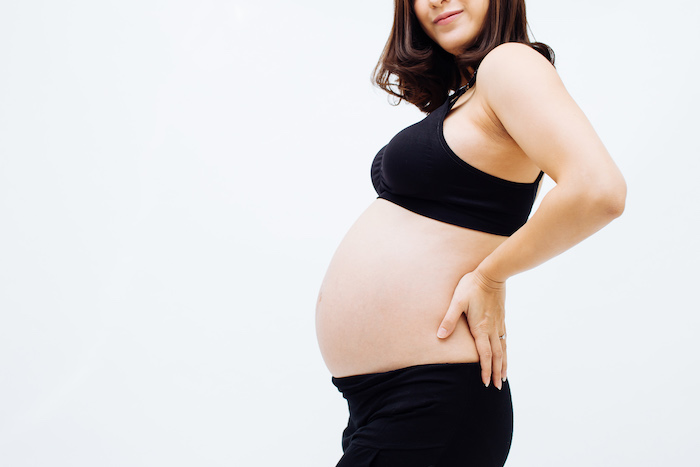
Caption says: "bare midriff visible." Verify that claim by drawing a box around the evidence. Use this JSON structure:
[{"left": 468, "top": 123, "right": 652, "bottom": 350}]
[{"left": 315, "top": 198, "right": 508, "bottom": 378}]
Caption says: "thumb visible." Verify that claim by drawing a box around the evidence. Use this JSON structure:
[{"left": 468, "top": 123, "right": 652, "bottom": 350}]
[{"left": 437, "top": 300, "right": 466, "bottom": 339}]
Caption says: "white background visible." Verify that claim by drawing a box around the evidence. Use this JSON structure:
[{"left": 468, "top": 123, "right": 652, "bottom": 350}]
[{"left": 0, "top": 0, "right": 698, "bottom": 465}]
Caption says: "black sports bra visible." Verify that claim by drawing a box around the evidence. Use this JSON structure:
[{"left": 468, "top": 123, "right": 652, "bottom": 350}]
[{"left": 371, "top": 73, "right": 544, "bottom": 236}]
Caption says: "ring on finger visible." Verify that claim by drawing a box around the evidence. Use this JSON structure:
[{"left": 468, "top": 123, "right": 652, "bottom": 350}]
[{"left": 499, "top": 333, "right": 506, "bottom": 340}]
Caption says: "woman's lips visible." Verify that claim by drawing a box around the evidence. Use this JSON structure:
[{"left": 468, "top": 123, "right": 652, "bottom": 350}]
[{"left": 434, "top": 10, "right": 463, "bottom": 26}]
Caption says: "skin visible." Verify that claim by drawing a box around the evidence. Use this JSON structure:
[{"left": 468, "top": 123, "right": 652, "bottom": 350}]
[
  {"left": 413, "top": 0, "right": 489, "bottom": 56},
  {"left": 315, "top": 0, "right": 626, "bottom": 389}
]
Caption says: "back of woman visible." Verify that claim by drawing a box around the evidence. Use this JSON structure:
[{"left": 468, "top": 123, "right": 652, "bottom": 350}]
[{"left": 315, "top": 1, "right": 626, "bottom": 465}]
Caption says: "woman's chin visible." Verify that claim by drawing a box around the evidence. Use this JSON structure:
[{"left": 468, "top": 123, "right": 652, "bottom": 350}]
[{"left": 437, "top": 40, "right": 474, "bottom": 56}]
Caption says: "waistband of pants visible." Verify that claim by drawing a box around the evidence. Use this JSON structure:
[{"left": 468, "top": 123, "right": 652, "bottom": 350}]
[{"left": 331, "top": 362, "right": 481, "bottom": 396}]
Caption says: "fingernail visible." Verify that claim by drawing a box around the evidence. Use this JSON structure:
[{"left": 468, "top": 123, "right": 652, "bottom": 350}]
[
  {"left": 484, "top": 380, "right": 490, "bottom": 388},
  {"left": 502, "top": 377, "right": 507, "bottom": 383},
  {"left": 437, "top": 328, "right": 448, "bottom": 338}
]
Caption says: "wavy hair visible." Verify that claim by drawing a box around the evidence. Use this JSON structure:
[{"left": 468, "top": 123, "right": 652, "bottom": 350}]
[{"left": 373, "top": 0, "right": 554, "bottom": 113}]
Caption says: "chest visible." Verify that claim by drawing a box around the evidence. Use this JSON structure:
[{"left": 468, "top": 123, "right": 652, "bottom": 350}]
[{"left": 376, "top": 94, "right": 532, "bottom": 190}]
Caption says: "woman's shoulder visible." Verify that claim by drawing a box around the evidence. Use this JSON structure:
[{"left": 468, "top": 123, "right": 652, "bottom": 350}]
[
  {"left": 480, "top": 42, "right": 555, "bottom": 70},
  {"left": 475, "top": 42, "right": 561, "bottom": 109},
  {"left": 477, "top": 42, "right": 557, "bottom": 90}
]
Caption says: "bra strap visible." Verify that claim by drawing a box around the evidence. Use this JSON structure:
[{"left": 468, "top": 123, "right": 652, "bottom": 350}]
[{"left": 450, "top": 69, "right": 478, "bottom": 104}]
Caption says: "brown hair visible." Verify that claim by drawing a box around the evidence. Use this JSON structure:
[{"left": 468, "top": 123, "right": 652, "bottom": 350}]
[{"left": 373, "top": 0, "right": 554, "bottom": 113}]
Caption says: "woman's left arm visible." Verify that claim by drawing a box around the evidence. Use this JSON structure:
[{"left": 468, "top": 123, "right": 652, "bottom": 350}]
[
  {"left": 437, "top": 43, "right": 627, "bottom": 388},
  {"left": 476, "top": 43, "right": 626, "bottom": 279}
]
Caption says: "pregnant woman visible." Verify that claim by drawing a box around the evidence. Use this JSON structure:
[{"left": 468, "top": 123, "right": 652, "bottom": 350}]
[{"left": 315, "top": 0, "right": 626, "bottom": 465}]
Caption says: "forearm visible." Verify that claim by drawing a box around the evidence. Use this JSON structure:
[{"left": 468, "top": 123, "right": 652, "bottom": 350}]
[{"left": 476, "top": 182, "right": 626, "bottom": 283}]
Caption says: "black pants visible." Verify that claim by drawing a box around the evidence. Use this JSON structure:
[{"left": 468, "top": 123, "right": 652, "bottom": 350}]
[{"left": 332, "top": 362, "right": 513, "bottom": 467}]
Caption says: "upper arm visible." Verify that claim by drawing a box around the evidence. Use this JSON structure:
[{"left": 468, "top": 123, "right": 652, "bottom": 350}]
[{"left": 478, "top": 43, "right": 625, "bottom": 194}]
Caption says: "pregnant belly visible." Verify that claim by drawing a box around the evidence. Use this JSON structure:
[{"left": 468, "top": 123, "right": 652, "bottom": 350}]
[{"left": 315, "top": 199, "right": 506, "bottom": 378}]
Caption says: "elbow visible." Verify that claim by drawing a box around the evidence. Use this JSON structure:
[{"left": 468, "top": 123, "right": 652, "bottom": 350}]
[
  {"left": 561, "top": 172, "right": 627, "bottom": 220},
  {"left": 592, "top": 175, "right": 627, "bottom": 219}
]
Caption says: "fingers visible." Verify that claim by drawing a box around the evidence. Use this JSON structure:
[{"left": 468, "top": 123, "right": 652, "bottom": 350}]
[
  {"left": 500, "top": 331, "right": 508, "bottom": 383},
  {"left": 475, "top": 330, "right": 505, "bottom": 389},
  {"left": 437, "top": 301, "right": 464, "bottom": 339},
  {"left": 473, "top": 332, "right": 492, "bottom": 387},
  {"left": 490, "top": 332, "right": 503, "bottom": 390}
]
